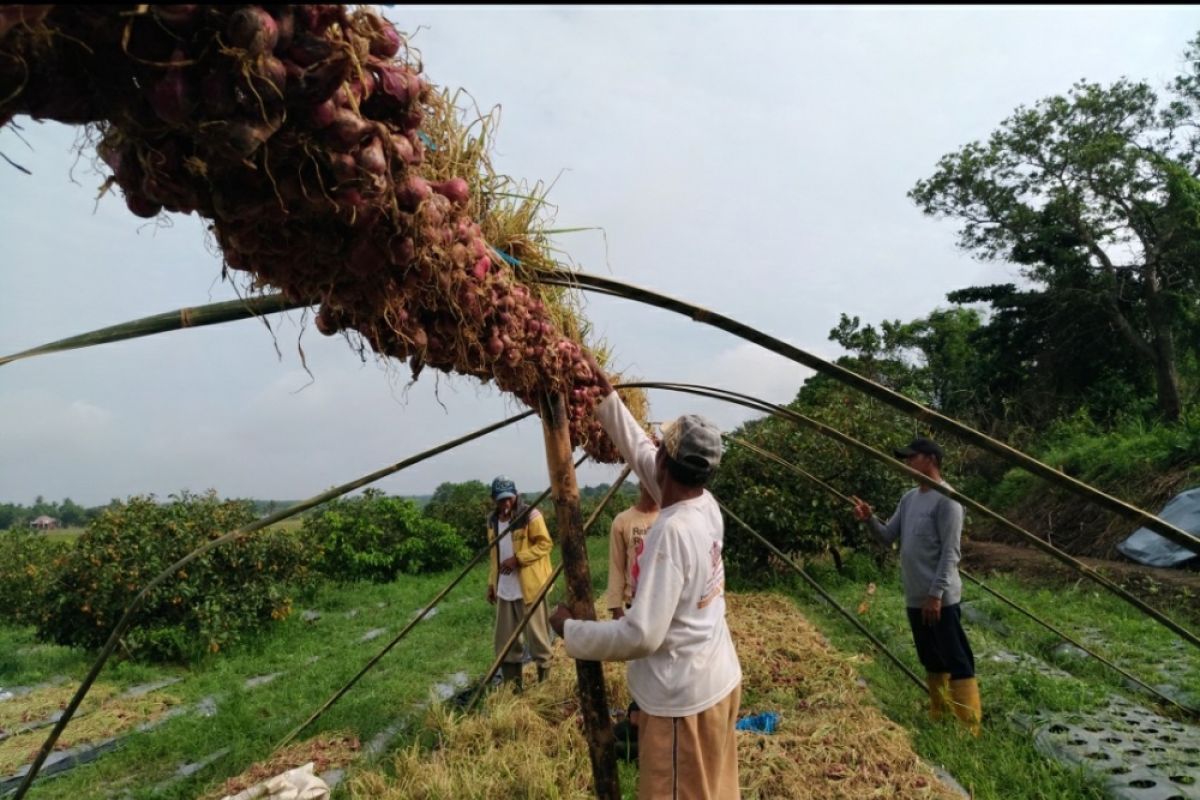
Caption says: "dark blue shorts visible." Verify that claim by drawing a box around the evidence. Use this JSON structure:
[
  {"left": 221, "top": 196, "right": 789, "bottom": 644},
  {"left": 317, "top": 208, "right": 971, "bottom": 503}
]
[{"left": 906, "top": 603, "right": 975, "bottom": 680}]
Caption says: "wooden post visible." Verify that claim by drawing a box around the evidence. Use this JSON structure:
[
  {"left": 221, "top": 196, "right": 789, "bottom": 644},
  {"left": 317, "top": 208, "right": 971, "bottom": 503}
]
[{"left": 538, "top": 390, "right": 620, "bottom": 800}]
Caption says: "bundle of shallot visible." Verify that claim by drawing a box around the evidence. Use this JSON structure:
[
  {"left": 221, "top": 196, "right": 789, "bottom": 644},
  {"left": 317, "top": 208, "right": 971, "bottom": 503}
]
[{"left": 0, "top": 4, "right": 647, "bottom": 460}]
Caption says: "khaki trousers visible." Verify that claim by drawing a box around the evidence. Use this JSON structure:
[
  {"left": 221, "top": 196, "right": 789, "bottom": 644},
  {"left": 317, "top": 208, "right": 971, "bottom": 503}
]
[
  {"left": 494, "top": 597, "right": 553, "bottom": 667},
  {"left": 638, "top": 683, "right": 741, "bottom": 799}
]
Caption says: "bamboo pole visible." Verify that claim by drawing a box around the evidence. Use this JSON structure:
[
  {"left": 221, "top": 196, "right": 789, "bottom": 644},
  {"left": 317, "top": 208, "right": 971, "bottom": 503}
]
[
  {"left": 717, "top": 502, "right": 925, "bottom": 690},
  {"left": 726, "top": 435, "right": 846, "bottom": 501},
  {"left": 959, "top": 573, "right": 1198, "bottom": 717},
  {"left": 273, "top": 455, "right": 586, "bottom": 753},
  {"left": 466, "top": 465, "right": 633, "bottom": 712},
  {"left": 11, "top": 411, "right": 533, "bottom": 800},
  {"left": 16, "top": 273, "right": 1198, "bottom": 559},
  {"left": 535, "top": 269, "right": 1200, "bottom": 558},
  {"left": 538, "top": 390, "right": 619, "bottom": 800},
  {"left": 0, "top": 294, "right": 304, "bottom": 367},
  {"left": 725, "top": 435, "right": 1198, "bottom": 717},
  {"left": 621, "top": 382, "right": 1200, "bottom": 652}
]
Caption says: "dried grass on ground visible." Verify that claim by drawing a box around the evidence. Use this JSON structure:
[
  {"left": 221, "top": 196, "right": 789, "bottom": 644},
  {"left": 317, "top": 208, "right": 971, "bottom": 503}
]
[
  {"left": 347, "top": 593, "right": 958, "bottom": 799},
  {"left": 0, "top": 682, "right": 180, "bottom": 775},
  {"left": 199, "top": 732, "right": 360, "bottom": 800}
]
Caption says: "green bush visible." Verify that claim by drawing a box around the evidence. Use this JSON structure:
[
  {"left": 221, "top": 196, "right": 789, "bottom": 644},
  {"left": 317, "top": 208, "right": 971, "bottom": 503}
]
[
  {"left": 0, "top": 532, "right": 69, "bottom": 627},
  {"left": 422, "top": 480, "right": 492, "bottom": 549},
  {"left": 713, "top": 372, "right": 923, "bottom": 583},
  {"left": 580, "top": 483, "right": 640, "bottom": 539},
  {"left": 303, "top": 489, "right": 469, "bottom": 581},
  {"left": 986, "top": 407, "right": 1200, "bottom": 509},
  {"left": 37, "top": 491, "right": 315, "bottom": 663},
  {"left": 838, "top": 548, "right": 887, "bottom": 584}
]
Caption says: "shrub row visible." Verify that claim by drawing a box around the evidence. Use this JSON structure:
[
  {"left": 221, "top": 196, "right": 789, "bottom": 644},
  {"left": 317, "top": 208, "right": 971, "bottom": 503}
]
[{"left": 2, "top": 489, "right": 471, "bottom": 664}]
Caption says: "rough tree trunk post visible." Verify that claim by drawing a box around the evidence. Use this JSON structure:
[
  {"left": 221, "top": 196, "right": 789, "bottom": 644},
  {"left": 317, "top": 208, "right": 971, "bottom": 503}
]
[
  {"left": 538, "top": 390, "right": 620, "bottom": 800},
  {"left": 1146, "top": 280, "right": 1183, "bottom": 422}
]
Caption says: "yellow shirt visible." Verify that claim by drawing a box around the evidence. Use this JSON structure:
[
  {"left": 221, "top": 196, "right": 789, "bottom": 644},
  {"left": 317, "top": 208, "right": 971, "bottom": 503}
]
[
  {"left": 487, "top": 508, "right": 554, "bottom": 605},
  {"left": 606, "top": 505, "right": 660, "bottom": 610}
]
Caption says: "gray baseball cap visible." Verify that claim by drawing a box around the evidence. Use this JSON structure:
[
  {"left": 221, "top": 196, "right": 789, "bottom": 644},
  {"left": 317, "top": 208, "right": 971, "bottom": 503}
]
[{"left": 661, "top": 414, "right": 723, "bottom": 473}]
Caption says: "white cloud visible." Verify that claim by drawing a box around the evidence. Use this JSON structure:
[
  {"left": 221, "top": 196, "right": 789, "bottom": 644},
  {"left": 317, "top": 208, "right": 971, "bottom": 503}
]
[
  {"left": 658, "top": 341, "right": 819, "bottom": 434},
  {"left": 2, "top": 6, "right": 1197, "bottom": 504},
  {"left": 65, "top": 400, "right": 112, "bottom": 425}
]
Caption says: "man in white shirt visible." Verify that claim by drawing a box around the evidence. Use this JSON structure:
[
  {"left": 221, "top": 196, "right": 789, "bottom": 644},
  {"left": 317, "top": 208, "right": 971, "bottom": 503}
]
[{"left": 550, "top": 359, "right": 743, "bottom": 799}]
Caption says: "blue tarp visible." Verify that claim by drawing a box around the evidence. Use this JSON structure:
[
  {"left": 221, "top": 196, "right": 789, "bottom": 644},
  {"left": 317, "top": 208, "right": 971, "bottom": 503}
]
[
  {"left": 736, "top": 711, "right": 780, "bottom": 734},
  {"left": 1116, "top": 487, "right": 1200, "bottom": 568}
]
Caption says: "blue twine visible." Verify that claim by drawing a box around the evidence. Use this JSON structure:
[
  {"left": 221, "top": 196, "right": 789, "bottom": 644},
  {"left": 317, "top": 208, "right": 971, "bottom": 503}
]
[
  {"left": 416, "top": 130, "right": 438, "bottom": 151},
  {"left": 494, "top": 249, "right": 521, "bottom": 268}
]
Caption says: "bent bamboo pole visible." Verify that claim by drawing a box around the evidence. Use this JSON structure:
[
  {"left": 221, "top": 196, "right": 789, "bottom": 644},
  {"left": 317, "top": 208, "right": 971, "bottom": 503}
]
[
  {"left": 717, "top": 502, "right": 925, "bottom": 690},
  {"left": 725, "top": 435, "right": 1198, "bottom": 717},
  {"left": 535, "top": 269, "right": 1200, "bottom": 558},
  {"left": 11, "top": 274, "right": 1196, "bottom": 559},
  {"left": 466, "top": 465, "right": 633, "bottom": 712},
  {"left": 621, "top": 381, "right": 1200, "bottom": 652},
  {"left": 12, "top": 411, "right": 534, "bottom": 800},
  {"left": 0, "top": 294, "right": 302, "bottom": 367},
  {"left": 274, "top": 454, "right": 586, "bottom": 752}
]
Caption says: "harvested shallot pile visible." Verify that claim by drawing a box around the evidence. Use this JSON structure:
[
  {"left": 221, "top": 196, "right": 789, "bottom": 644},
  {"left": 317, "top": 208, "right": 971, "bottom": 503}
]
[
  {"left": 0, "top": 4, "right": 643, "bottom": 460},
  {"left": 344, "top": 595, "right": 961, "bottom": 800}
]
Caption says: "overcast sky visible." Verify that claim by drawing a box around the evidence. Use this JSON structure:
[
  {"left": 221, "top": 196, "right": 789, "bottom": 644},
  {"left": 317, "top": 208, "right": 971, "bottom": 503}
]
[{"left": 1, "top": 6, "right": 1197, "bottom": 507}]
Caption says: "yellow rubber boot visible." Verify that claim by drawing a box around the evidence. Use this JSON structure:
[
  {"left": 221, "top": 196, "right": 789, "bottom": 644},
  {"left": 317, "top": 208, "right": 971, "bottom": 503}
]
[
  {"left": 948, "top": 677, "right": 982, "bottom": 737},
  {"left": 926, "top": 673, "right": 950, "bottom": 721}
]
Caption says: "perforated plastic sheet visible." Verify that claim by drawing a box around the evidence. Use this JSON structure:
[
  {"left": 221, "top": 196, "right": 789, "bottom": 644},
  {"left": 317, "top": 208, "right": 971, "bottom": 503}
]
[{"left": 1019, "top": 697, "right": 1199, "bottom": 800}]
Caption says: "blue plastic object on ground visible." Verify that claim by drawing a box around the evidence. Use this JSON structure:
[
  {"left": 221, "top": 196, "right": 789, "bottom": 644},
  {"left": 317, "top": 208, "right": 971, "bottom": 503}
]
[{"left": 735, "top": 711, "right": 779, "bottom": 734}]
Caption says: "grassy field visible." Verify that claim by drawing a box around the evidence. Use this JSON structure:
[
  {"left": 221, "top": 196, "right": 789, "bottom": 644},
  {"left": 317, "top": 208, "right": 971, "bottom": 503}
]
[
  {"left": 266, "top": 517, "right": 306, "bottom": 534},
  {"left": 783, "top": 551, "right": 1200, "bottom": 799},
  {"left": 2, "top": 535, "right": 1197, "bottom": 799},
  {"left": 1, "top": 558, "right": 498, "bottom": 798},
  {"left": 38, "top": 528, "right": 85, "bottom": 544}
]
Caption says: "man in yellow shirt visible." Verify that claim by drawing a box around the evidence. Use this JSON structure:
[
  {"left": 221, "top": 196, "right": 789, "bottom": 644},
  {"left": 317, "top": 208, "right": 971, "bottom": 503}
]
[
  {"left": 606, "top": 484, "right": 660, "bottom": 620},
  {"left": 486, "top": 476, "right": 555, "bottom": 689}
]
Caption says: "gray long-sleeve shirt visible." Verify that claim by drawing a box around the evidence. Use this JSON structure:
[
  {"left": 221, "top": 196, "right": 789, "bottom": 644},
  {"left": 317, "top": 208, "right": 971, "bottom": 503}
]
[{"left": 868, "top": 483, "right": 964, "bottom": 608}]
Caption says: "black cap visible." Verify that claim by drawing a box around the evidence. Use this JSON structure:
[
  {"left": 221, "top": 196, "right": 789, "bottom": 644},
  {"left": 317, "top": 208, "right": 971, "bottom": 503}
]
[{"left": 894, "top": 437, "right": 944, "bottom": 462}]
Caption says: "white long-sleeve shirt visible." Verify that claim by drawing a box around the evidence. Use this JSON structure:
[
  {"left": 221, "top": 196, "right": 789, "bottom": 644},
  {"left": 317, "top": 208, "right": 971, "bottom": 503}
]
[
  {"left": 564, "top": 393, "right": 742, "bottom": 716},
  {"left": 494, "top": 519, "right": 522, "bottom": 601}
]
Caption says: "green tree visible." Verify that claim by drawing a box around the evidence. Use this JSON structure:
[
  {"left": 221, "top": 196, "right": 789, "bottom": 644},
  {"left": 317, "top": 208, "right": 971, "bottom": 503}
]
[
  {"left": 829, "top": 308, "right": 986, "bottom": 421},
  {"left": 30, "top": 495, "right": 53, "bottom": 520},
  {"left": 945, "top": 281, "right": 1153, "bottom": 430},
  {"left": 422, "top": 480, "right": 492, "bottom": 548},
  {"left": 0, "top": 503, "right": 23, "bottom": 530},
  {"left": 828, "top": 313, "right": 926, "bottom": 396},
  {"left": 57, "top": 497, "right": 87, "bottom": 526},
  {"left": 0, "top": 532, "right": 68, "bottom": 626},
  {"left": 909, "top": 34, "right": 1200, "bottom": 421},
  {"left": 580, "top": 481, "right": 639, "bottom": 539},
  {"left": 713, "top": 368, "right": 924, "bottom": 582},
  {"left": 38, "top": 491, "right": 313, "bottom": 662},
  {"left": 304, "top": 489, "right": 468, "bottom": 581}
]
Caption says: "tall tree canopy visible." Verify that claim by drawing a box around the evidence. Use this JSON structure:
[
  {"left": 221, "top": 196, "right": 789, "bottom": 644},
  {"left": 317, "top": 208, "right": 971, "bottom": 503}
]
[{"left": 910, "top": 34, "right": 1200, "bottom": 421}]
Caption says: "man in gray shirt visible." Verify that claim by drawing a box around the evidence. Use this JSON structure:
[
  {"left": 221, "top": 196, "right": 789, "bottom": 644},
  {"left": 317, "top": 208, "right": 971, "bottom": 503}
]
[{"left": 851, "top": 437, "right": 981, "bottom": 736}]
